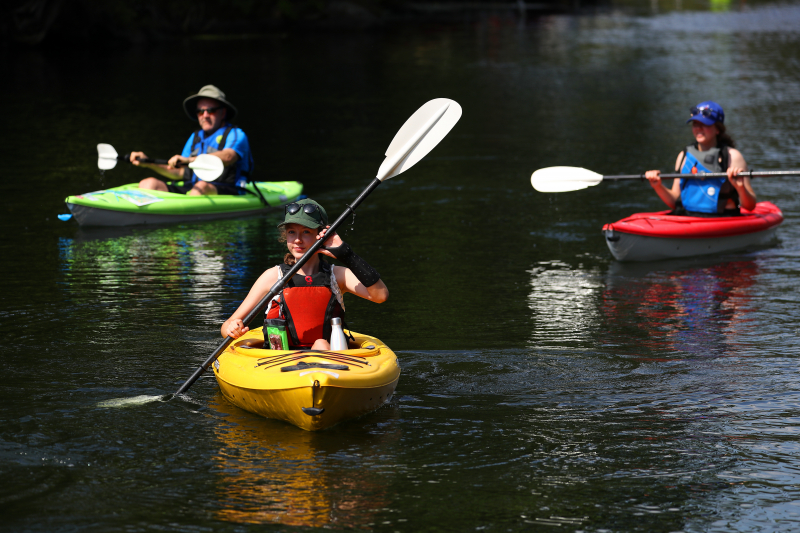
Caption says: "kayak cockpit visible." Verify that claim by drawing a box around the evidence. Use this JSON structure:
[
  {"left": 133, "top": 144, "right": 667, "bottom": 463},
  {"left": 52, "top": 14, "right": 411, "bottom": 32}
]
[{"left": 229, "top": 334, "right": 383, "bottom": 359}]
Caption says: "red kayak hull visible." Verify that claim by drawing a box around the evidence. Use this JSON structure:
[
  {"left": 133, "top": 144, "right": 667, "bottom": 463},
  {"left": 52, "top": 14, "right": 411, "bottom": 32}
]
[{"left": 602, "top": 201, "right": 783, "bottom": 262}]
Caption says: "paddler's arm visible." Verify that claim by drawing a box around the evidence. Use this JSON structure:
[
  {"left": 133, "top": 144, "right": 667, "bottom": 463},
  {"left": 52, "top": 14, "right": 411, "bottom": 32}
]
[
  {"left": 645, "top": 152, "right": 684, "bottom": 209},
  {"left": 220, "top": 266, "right": 281, "bottom": 338},
  {"left": 336, "top": 267, "right": 389, "bottom": 303},
  {"left": 316, "top": 227, "right": 388, "bottom": 303},
  {"left": 727, "top": 149, "right": 757, "bottom": 211},
  {"left": 168, "top": 149, "right": 239, "bottom": 171},
  {"left": 129, "top": 152, "right": 185, "bottom": 180},
  {"left": 205, "top": 148, "right": 239, "bottom": 167}
]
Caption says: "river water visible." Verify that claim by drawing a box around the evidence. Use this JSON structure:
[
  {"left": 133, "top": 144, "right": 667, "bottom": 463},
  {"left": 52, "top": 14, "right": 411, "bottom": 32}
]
[{"left": 3, "top": 2, "right": 800, "bottom": 531}]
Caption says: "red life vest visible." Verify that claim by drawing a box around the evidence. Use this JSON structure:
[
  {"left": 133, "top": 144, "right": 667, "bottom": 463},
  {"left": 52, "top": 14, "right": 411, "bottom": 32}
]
[{"left": 265, "top": 261, "right": 344, "bottom": 348}]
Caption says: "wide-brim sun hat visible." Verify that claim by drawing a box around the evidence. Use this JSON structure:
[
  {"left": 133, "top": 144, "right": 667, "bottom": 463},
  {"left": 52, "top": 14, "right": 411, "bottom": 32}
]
[
  {"left": 183, "top": 85, "right": 238, "bottom": 121},
  {"left": 686, "top": 101, "right": 724, "bottom": 126},
  {"left": 278, "top": 199, "right": 328, "bottom": 229}
]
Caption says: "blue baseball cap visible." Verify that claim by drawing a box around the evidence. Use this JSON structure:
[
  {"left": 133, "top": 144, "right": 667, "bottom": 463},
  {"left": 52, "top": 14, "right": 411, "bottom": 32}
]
[{"left": 686, "top": 101, "right": 724, "bottom": 125}]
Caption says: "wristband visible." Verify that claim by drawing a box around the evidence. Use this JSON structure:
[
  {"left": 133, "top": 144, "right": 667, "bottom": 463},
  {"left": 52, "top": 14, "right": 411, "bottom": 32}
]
[{"left": 324, "top": 242, "right": 381, "bottom": 287}]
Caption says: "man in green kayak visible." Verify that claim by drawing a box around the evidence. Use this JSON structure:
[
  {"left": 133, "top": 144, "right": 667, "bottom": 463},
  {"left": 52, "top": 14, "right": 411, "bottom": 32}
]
[{"left": 131, "top": 85, "right": 254, "bottom": 196}]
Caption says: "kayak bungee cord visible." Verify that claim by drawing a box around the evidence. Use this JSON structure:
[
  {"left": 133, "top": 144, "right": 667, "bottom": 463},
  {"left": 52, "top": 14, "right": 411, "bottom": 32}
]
[
  {"left": 254, "top": 348, "right": 371, "bottom": 364},
  {"left": 255, "top": 351, "right": 369, "bottom": 370}
]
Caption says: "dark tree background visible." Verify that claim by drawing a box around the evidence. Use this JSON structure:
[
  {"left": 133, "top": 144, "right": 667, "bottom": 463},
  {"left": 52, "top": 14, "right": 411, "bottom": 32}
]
[{"left": 3, "top": 0, "right": 577, "bottom": 45}]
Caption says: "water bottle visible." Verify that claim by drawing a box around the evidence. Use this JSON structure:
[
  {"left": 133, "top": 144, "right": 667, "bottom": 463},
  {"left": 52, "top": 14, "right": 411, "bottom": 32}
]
[{"left": 330, "top": 317, "right": 348, "bottom": 351}]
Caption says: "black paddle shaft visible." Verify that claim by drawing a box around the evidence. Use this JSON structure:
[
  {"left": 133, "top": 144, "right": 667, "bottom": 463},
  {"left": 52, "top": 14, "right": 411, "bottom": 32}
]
[
  {"left": 174, "top": 177, "right": 383, "bottom": 395},
  {"left": 605, "top": 170, "right": 800, "bottom": 180},
  {"left": 121, "top": 154, "right": 187, "bottom": 167}
]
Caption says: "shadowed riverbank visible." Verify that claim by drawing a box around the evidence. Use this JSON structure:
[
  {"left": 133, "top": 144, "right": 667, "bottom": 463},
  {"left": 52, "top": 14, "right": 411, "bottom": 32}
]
[{"left": 4, "top": 0, "right": 580, "bottom": 45}]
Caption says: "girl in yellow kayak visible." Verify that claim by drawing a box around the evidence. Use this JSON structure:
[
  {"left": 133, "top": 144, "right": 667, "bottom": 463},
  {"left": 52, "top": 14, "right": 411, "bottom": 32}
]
[
  {"left": 221, "top": 199, "right": 388, "bottom": 350},
  {"left": 645, "top": 101, "right": 757, "bottom": 215}
]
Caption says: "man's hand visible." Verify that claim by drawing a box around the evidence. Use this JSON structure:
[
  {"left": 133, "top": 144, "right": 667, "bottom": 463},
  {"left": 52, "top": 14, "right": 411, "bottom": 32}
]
[
  {"left": 129, "top": 151, "right": 148, "bottom": 166},
  {"left": 168, "top": 155, "right": 193, "bottom": 169}
]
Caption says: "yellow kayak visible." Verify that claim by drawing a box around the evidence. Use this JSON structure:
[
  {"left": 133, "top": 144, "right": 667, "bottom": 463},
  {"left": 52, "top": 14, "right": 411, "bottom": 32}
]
[{"left": 212, "top": 327, "right": 400, "bottom": 431}]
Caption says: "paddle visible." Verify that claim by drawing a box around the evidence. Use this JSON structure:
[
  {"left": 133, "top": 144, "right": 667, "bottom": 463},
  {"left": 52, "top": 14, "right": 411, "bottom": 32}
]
[
  {"left": 97, "top": 143, "right": 225, "bottom": 182},
  {"left": 172, "top": 97, "right": 462, "bottom": 397},
  {"left": 530, "top": 166, "right": 800, "bottom": 193}
]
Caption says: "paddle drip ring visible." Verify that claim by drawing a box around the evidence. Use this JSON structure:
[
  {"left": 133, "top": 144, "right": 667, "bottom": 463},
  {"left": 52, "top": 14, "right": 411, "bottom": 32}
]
[{"left": 346, "top": 204, "right": 356, "bottom": 232}]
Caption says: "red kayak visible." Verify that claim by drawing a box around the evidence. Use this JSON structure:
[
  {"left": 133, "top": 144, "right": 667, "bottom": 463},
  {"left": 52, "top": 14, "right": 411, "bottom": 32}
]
[{"left": 602, "top": 201, "right": 783, "bottom": 261}]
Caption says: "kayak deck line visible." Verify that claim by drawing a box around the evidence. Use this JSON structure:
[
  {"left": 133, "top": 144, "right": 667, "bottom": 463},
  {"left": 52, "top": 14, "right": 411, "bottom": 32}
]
[
  {"left": 281, "top": 362, "right": 350, "bottom": 372},
  {"left": 602, "top": 201, "right": 783, "bottom": 262},
  {"left": 255, "top": 351, "right": 370, "bottom": 370}
]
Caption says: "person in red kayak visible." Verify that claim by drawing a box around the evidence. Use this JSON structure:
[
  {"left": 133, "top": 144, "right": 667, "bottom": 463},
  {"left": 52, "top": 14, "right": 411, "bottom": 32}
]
[
  {"left": 645, "top": 101, "right": 756, "bottom": 215},
  {"left": 131, "top": 85, "right": 253, "bottom": 196},
  {"left": 221, "top": 199, "right": 389, "bottom": 350}
]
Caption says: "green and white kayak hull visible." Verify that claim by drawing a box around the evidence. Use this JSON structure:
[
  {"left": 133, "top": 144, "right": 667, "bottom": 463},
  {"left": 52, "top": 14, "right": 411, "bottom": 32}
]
[{"left": 65, "top": 181, "right": 303, "bottom": 227}]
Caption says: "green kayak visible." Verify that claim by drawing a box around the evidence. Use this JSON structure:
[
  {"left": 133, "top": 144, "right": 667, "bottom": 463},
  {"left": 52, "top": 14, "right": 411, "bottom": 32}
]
[{"left": 65, "top": 181, "right": 303, "bottom": 226}]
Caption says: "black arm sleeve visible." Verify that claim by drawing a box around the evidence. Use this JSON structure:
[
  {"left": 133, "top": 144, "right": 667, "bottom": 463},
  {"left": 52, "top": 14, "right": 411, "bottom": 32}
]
[{"left": 324, "top": 242, "right": 381, "bottom": 287}]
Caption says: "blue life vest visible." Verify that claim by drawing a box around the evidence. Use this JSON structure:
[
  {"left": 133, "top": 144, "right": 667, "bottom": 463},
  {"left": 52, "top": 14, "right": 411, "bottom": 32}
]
[
  {"left": 678, "top": 144, "right": 735, "bottom": 214},
  {"left": 180, "top": 124, "right": 254, "bottom": 186}
]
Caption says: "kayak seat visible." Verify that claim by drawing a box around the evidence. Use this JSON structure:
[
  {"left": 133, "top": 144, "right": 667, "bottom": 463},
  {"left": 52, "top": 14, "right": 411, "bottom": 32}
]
[{"left": 236, "top": 338, "right": 266, "bottom": 349}]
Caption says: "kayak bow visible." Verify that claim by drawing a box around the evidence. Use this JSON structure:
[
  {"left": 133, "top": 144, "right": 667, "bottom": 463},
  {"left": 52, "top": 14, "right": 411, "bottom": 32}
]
[{"left": 213, "top": 327, "right": 400, "bottom": 431}]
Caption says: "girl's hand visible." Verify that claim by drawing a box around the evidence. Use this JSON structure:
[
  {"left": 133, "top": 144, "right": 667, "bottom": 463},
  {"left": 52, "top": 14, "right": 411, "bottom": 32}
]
[
  {"left": 645, "top": 170, "right": 662, "bottom": 188},
  {"left": 316, "top": 226, "right": 344, "bottom": 257},
  {"left": 226, "top": 319, "right": 249, "bottom": 339},
  {"left": 728, "top": 166, "right": 747, "bottom": 189}
]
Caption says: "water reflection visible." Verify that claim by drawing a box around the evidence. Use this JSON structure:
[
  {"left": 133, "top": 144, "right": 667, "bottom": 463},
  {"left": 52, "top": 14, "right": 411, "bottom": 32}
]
[
  {"left": 56, "top": 218, "right": 280, "bottom": 330},
  {"left": 602, "top": 257, "right": 760, "bottom": 358},
  {"left": 210, "top": 395, "right": 394, "bottom": 527},
  {"left": 527, "top": 259, "right": 603, "bottom": 348}
]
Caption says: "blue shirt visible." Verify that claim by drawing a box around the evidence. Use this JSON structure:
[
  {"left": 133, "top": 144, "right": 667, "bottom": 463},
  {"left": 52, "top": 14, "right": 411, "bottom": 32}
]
[{"left": 181, "top": 124, "right": 253, "bottom": 184}]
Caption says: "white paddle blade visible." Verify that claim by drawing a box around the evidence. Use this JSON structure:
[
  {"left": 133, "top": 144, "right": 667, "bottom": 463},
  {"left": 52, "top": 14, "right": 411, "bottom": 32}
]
[
  {"left": 190, "top": 154, "right": 225, "bottom": 181},
  {"left": 97, "top": 143, "right": 119, "bottom": 170},
  {"left": 530, "top": 166, "right": 604, "bottom": 193},
  {"left": 377, "top": 98, "right": 462, "bottom": 181}
]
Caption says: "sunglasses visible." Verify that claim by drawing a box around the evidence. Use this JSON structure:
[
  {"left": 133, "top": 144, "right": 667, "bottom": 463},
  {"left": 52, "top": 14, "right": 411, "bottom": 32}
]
[
  {"left": 196, "top": 106, "right": 222, "bottom": 116},
  {"left": 689, "top": 106, "right": 718, "bottom": 119},
  {"left": 285, "top": 203, "right": 322, "bottom": 218}
]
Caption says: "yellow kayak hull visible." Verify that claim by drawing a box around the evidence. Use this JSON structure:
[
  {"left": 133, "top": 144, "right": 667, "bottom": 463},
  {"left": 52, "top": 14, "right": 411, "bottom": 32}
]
[{"left": 212, "top": 328, "right": 400, "bottom": 431}]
